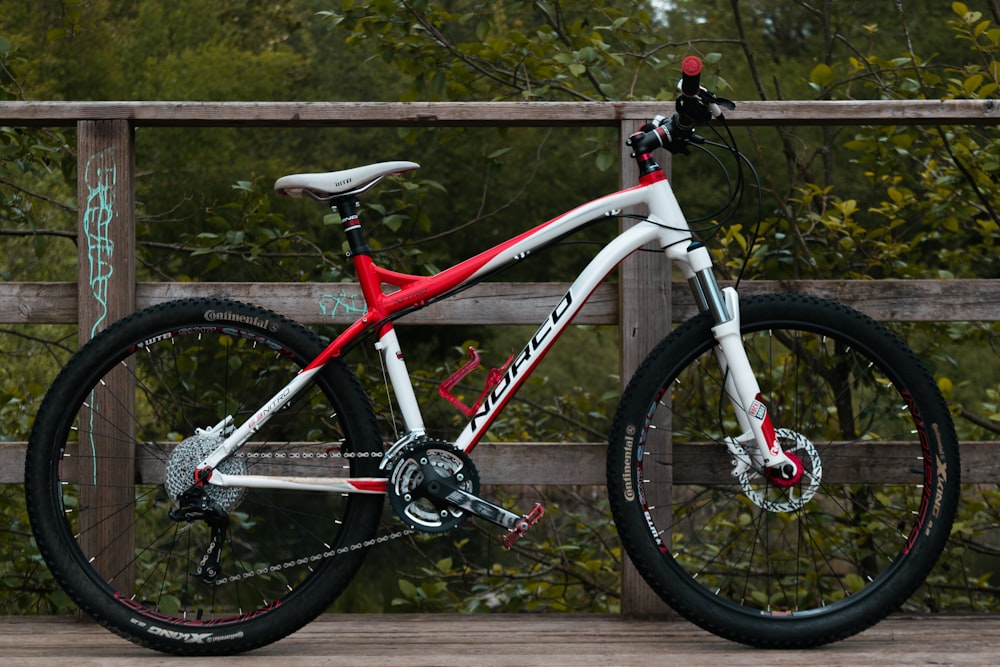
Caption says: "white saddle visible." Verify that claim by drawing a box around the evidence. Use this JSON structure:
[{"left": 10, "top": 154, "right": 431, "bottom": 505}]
[{"left": 274, "top": 161, "right": 420, "bottom": 200}]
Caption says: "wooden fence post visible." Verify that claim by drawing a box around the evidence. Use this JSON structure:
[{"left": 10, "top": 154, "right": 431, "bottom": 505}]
[
  {"left": 77, "top": 120, "right": 136, "bottom": 340},
  {"left": 618, "top": 119, "right": 674, "bottom": 617},
  {"left": 76, "top": 120, "right": 136, "bottom": 587}
]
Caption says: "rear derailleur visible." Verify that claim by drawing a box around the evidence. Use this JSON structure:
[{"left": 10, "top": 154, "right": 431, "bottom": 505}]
[
  {"left": 168, "top": 482, "right": 229, "bottom": 584},
  {"left": 384, "top": 438, "right": 544, "bottom": 548}
]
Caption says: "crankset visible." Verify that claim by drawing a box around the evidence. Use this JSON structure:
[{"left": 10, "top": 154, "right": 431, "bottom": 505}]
[
  {"left": 385, "top": 439, "right": 544, "bottom": 546},
  {"left": 386, "top": 439, "right": 480, "bottom": 533}
]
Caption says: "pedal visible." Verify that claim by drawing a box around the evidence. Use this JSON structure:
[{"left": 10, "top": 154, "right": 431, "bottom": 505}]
[{"left": 502, "top": 503, "right": 545, "bottom": 549}]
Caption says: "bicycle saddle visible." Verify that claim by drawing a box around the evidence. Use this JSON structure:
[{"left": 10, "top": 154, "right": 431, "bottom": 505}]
[{"left": 274, "top": 161, "right": 420, "bottom": 200}]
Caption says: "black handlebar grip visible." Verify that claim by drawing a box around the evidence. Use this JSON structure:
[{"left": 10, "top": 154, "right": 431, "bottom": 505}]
[{"left": 680, "top": 55, "right": 702, "bottom": 97}]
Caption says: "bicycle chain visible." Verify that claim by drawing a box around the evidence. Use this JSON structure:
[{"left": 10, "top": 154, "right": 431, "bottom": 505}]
[
  {"left": 211, "top": 447, "right": 410, "bottom": 586},
  {"left": 235, "top": 450, "right": 384, "bottom": 460},
  {"left": 211, "top": 525, "right": 414, "bottom": 585}
]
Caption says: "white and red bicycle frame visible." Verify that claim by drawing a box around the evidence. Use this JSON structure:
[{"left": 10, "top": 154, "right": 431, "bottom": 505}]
[{"left": 200, "top": 160, "right": 798, "bottom": 495}]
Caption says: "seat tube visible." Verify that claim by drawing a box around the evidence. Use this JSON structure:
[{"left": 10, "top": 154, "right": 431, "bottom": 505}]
[
  {"left": 332, "top": 196, "right": 426, "bottom": 436},
  {"left": 376, "top": 326, "right": 426, "bottom": 436}
]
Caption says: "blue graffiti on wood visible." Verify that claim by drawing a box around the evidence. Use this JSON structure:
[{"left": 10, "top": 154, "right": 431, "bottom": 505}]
[
  {"left": 82, "top": 148, "right": 117, "bottom": 482},
  {"left": 318, "top": 290, "right": 367, "bottom": 319},
  {"left": 83, "top": 148, "right": 117, "bottom": 339}
]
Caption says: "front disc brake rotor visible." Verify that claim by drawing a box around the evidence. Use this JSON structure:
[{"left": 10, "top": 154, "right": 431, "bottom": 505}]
[{"left": 736, "top": 428, "right": 822, "bottom": 513}]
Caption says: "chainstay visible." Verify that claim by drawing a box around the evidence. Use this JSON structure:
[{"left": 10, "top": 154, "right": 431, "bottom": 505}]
[{"left": 210, "top": 448, "right": 402, "bottom": 585}]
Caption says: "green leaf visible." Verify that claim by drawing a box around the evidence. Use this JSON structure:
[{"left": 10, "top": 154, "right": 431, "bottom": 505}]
[
  {"left": 398, "top": 578, "right": 418, "bottom": 600},
  {"left": 158, "top": 594, "right": 182, "bottom": 615},
  {"left": 595, "top": 150, "right": 614, "bottom": 172},
  {"left": 383, "top": 214, "right": 404, "bottom": 232},
  {"left": 964, "top": 73, "right": 984, "bottom": 94},
  {"left": 809, "top": 63, "right": 834, "bottom": 88}
]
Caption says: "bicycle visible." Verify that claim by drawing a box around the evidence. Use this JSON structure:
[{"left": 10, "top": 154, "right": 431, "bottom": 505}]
[{"left": 25, "top": 56, "right": 960, "bottom": 655}]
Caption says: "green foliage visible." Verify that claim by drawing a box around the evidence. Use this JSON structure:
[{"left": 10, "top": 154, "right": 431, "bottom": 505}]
[
  {"left": 0, "top": 34, "right": 76, "bottom": 281},
  {"left": 830, "top": 4, "right": 1000, "bottom": 280},
  {"left": 323, "top": 0, "right": 676, "bottom": 101},
  {"left": 391, "top": 494, "right": 620, "bottom": 613},
  {"left": 0, "top": 486, "right": 71, "bottom": 614},
  {"left": 919, "top": 483, "right": 1000, "bottom": 612},
  {"left": 705, "top": 6, "right": 1000, "bottom": 283}
]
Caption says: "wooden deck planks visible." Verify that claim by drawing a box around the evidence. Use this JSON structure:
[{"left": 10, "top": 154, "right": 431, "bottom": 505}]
[{"left": 1, "top": 614, "right": 997, "bottom": 666}]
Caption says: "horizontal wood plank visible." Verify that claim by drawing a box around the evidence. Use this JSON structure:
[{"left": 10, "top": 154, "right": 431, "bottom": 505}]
[
  {"left": 3, "top": 440, "right": 993, "bottom": 485},
  {"left": 3, "top": 279, "right": 999, "bottom": 325},
  {"left": 0, "top": 614, "right": 997, "bottom": 665},
  {"left": 0, "top": 99, "right": 997, "bottom": 127}
]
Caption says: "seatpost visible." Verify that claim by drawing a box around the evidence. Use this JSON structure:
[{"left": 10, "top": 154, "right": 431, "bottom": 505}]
[
  {"left": 332, "top": 196, "right": 385, "bottom": 320},
  {"left": 333, "top": 198, "right": 371, "bottom": 258}
]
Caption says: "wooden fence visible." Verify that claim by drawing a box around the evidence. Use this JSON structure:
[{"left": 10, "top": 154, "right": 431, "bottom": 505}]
[{"left": 1, "top": 99, "right": 999, "bottom": 614}]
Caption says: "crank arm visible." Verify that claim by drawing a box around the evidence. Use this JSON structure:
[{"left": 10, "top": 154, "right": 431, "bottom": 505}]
[
  {"left": 438, "top": 484, "right": 521, "bottom": 530},
  {"left": 442, "top": 487, "right": 544, "bottom": 548},
  {"left": 424, "top": 476, "right": 545, "bottom": 547}
]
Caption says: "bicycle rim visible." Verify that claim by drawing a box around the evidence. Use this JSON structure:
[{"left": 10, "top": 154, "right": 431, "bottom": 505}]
[
  {"left": 609, "top": 293, "right": 959, "bottom": 647},
  {"left": 26, "top": 298, "right": 383, "bottom": 654}
]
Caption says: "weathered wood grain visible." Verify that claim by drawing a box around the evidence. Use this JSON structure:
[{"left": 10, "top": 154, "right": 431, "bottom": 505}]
[
  {"left": 0, "top": 99, "right": 997, "bottom": 126},
  {"left": 4, "top": 440, "right": 995, "bottom": 485},
  {"left": 3, "top": 279, "right": 1000, "bottom": 325},
  {"left": 0, "top": 614, "right": 997, "bottom": 666}
]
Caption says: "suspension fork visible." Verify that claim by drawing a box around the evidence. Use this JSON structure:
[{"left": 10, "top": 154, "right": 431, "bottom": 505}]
[{"left": 688, "top": 268, "right": 800, "bottom": 481}]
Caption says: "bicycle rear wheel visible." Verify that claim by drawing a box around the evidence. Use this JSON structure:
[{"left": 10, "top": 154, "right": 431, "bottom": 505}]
[
  {"left": 25, "top": 298, "right": 384, "bottom": 655},
  {"left": 608, "top": 293, "right": 959, "bottom": 647}
]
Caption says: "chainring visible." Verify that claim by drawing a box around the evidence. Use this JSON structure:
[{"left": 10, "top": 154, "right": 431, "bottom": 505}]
[{"left": 386, "top": 439, "right": 480, "bottom": 533}]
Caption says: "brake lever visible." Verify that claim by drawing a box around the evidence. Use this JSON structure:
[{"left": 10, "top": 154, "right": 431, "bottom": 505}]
[
  {"left": 683, "top": 89, "right": 736, "bottom": 122},
  {"left": 703, "top": 89, "right": 736, "bottom": 112}
]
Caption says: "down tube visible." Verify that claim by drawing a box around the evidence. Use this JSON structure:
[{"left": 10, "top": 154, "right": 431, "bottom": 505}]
[{"left": 454, "top": 221, "right": 667, "bottom": 453}]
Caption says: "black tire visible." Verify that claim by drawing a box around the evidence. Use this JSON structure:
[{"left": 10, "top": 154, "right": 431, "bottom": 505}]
[
  {"left": 608, "top": 293, "right": 959, "bottom": 648},
  {"left": 25, "top": 298, "right": 384, "bottom": 655}
]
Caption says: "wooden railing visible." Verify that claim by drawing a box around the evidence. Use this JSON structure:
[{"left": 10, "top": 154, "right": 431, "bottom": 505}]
[{"left": 1, "top": 99, "right": 998, "bottom": 614}]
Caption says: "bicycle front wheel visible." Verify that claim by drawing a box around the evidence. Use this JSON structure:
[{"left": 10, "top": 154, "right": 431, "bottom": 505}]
[
  {"left": 25, "top": 298, "right": 384, "bottom": 655},
  {"left": 608, "top": 293, "right": 959, "bottom": 648}
]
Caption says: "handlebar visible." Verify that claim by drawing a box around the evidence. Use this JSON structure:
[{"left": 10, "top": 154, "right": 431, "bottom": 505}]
[
  {"left": 626, "top": 55, "right": 735, "bottom": 161},
  {"left": 680, "top": 55, "right": 703, "bottom": 97}
]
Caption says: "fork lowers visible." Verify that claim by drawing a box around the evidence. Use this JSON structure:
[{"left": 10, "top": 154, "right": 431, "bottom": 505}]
[{"left": 765, "top": 451, "right": 805, "bottom": 488}]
